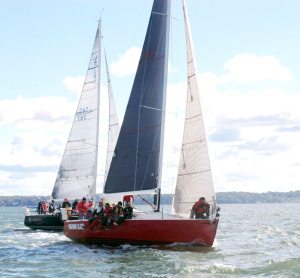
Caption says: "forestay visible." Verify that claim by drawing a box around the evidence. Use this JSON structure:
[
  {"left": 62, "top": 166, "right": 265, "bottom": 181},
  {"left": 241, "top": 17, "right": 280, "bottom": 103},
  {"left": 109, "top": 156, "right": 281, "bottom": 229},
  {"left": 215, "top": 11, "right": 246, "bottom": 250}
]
[
  {"left": 52, "top": 21, "right": 101, "bottom": 200},
  {"left": 172, "top": 0, "right": 216, "bottom": 217}
]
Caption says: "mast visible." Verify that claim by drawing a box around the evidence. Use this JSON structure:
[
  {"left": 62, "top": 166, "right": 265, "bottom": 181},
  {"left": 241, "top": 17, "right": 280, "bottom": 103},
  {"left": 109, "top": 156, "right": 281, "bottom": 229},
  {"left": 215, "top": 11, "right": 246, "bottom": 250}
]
[{"left": 155, "top": 1, "right": 171, "bottom": 212}]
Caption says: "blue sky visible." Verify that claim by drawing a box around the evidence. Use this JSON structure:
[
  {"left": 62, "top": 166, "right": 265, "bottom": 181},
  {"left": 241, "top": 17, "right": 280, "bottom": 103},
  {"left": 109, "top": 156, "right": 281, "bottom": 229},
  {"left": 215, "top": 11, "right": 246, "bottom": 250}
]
[{"left": 0, "top": 0, "right": 300, "bottom": 196}]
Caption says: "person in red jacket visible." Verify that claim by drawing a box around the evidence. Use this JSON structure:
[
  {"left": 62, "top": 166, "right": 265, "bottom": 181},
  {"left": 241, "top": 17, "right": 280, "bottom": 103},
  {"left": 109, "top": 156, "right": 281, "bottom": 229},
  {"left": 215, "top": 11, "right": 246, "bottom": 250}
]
[
  {"left": 190, "top": 197, "right": 210, "bottom": 219},
  {"left": 102, "top": 203, "right": 112, "bottom": 228},
  {"left": 76, "top": 197, "right": 88, "bottom": 219}
]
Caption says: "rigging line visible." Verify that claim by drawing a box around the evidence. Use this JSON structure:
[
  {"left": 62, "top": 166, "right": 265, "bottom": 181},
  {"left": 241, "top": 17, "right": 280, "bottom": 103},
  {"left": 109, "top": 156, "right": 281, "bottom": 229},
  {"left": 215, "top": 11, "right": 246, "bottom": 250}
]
[{"left": 137, "top": 195, "right": 154, "bottom": 208}]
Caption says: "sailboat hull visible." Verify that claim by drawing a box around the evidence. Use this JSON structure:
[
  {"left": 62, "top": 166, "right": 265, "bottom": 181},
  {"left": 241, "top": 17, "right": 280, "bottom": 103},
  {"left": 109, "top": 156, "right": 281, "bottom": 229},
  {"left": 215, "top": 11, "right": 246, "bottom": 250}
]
[
  {"left": 64, "top": 217, "right": 219, "bottom": 246},
  {"left": 24, "top": 215, "right": 64, "bottom": 231}
]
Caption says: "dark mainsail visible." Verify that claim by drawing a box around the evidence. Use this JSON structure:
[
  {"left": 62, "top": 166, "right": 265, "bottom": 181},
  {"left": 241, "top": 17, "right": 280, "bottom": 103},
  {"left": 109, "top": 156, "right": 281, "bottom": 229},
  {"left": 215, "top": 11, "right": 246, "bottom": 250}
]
[{"left": 104, "top": 0, "right": 170, "bottom": 194}]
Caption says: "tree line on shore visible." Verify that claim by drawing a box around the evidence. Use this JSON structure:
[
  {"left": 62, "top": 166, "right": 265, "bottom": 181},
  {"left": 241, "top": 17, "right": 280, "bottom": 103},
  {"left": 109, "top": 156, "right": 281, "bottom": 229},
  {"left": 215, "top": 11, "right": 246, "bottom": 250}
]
[{"left": 0, "top": 191, "right": 300, "bottom": 207}]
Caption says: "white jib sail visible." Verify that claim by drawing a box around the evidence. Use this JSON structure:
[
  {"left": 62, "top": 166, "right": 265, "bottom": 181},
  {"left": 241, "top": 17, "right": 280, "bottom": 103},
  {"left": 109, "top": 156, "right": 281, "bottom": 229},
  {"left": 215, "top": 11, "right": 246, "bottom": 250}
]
[
  {"left": 103, "top": 50, "right": 120, "bottom": 185},
  {"left": 172, "top": 0, "right": 215, "bottom": 217},
  {"left": 51, "top": 21, "right": 101, "bottom": 200}
]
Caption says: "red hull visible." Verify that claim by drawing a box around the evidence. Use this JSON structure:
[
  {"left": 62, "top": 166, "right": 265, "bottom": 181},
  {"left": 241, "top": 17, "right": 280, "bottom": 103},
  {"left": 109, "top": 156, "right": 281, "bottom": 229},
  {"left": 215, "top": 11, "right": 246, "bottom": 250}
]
[{"left": 64, "top": 217, "right": 219, "bottom": 246}]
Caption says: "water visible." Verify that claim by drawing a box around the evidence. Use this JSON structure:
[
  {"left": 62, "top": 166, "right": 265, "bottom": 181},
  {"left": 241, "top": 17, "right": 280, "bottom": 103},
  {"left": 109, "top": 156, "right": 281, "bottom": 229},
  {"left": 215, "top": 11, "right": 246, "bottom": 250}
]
[{"left": 1, "top": 204, "right": 300, "bottom": 277}]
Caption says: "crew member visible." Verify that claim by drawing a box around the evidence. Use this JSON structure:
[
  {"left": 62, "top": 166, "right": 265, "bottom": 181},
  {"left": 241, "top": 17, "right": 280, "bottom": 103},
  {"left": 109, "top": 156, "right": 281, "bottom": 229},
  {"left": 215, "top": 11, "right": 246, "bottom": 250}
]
[
  {"left": 76, "top": 197, "right": 88, "bottom": 219},
  {"left": 62, "top": 198, "right": 71, "bottom": 208},
  {"left": 190, "top": 197, "right": 210, "bottom": 219}
]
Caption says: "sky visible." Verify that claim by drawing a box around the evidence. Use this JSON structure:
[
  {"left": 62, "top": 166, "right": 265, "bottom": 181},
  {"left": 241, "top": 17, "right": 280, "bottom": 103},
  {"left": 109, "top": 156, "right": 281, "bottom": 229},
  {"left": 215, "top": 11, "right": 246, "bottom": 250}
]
[{"left": 0, "top": 0, "right": 300, "bottom": 196}]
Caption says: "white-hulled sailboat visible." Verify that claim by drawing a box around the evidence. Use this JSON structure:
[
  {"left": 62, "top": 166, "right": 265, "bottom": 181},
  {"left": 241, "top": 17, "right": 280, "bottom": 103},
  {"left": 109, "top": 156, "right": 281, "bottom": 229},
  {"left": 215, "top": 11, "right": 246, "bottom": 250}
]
[{"left": 64, "top": 0, "right": 219, "bottom": 246}]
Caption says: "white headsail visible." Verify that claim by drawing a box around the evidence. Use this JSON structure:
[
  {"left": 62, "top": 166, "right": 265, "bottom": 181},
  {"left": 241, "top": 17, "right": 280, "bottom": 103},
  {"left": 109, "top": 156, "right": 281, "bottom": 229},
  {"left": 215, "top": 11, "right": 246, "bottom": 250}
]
[
  {"left": 51, "top": 21, "right": 102, "bottom": 200},
  {"left": 172, "top": 0, "right": 216, "bottom": 217},
  {"left": 103, "top": 49, "right": 120, "bottom": 184}
]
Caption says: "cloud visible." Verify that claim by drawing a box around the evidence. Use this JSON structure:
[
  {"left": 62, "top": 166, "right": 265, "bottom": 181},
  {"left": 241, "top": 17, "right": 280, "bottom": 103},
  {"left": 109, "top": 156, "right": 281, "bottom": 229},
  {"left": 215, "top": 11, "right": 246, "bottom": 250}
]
[
  {"left": 1, "top": 53, "right": 300, "bottom": 195},
  {"left": 0, "top": 96, "right": 75, "bottom": 127},
  {"left": 0, "top": 80, "right": 111, "bottom": 196},
  {"left": 277, "top": 126, "right": 300, "bottom": 133},
  {"left": 219, "top": 54, "right": 292, "bottom": 83},
  {"left": 111, "top": 47, "right": 141, "bottom": 77},
  {"left": 197, "top": 55, "right": 300, "bottom": 193},
  {"left": 0, "top": 171, "right": 55, "bottom": 196},
  {"left": 62, "top": 76, "right": 85, "bottom": 95},
  {"left": 209, "top": 128, "right": 240, "bottom": 142}
]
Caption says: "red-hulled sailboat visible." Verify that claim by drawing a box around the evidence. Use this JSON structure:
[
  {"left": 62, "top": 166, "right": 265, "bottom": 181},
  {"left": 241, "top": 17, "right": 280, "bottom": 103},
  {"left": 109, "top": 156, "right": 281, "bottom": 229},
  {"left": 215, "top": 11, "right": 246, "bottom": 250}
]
[{"left": 64, "top": 0, "right": 220, "bottom": 246}]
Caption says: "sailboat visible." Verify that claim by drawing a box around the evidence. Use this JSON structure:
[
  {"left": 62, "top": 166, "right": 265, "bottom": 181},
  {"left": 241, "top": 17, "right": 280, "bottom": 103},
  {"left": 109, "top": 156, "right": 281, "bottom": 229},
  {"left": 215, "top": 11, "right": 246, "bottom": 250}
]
[
  {"left": 24, "top": 20, "right": 120, "bottom": 230},
  {"left": 64, "top": 0, "right": 219, "bottom": 246}
]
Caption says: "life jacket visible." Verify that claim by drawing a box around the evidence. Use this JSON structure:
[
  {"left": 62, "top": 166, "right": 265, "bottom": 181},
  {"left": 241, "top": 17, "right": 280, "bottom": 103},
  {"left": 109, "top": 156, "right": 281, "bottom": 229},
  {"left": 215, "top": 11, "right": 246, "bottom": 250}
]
[{"left": 115, "top": 206, "right": 124, "bottom": 216}]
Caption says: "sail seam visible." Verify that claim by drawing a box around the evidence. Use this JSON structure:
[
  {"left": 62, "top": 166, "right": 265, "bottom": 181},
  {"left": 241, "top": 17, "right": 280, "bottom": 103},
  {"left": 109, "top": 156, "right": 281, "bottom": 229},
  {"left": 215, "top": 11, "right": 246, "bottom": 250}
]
[
  {"left": 178, "top": 169, "right": 211, "bottom": 176},
  {"left": 182, "top": 138, "right": 206, "bottom": 146}
]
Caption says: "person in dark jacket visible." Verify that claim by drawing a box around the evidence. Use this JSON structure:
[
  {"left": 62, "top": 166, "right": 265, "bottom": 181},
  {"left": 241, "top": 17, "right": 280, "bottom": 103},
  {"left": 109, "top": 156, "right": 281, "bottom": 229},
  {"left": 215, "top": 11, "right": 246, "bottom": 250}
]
[
  {"left": 48, "top": 200, "right": 55, "bottom": 214},
  {"left": 72, "top": 199, "right": 78, "bottom": 210},
  {"left": 123, "top": 202, "right": 133, "bottom": 219},
  {"left": 37, "top": 201, "right": 42, "bottom": 214},
  {"left": 62, "top": 198, "right": 71, "bottom": 208}
]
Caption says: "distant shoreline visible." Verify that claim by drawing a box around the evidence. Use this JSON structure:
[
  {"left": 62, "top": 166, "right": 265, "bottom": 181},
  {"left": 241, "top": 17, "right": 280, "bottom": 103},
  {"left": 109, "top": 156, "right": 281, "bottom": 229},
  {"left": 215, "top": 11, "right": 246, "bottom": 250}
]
[{"left": 0, "top": 191, "right": 300, "bottom": 207}]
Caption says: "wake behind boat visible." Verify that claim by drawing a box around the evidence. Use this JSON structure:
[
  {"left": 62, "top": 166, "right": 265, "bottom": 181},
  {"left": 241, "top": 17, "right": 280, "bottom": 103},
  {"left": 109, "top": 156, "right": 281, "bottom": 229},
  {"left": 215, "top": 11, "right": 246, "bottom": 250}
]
[{"left": 64, "top": 0, "right": 219, "bottom": 247}]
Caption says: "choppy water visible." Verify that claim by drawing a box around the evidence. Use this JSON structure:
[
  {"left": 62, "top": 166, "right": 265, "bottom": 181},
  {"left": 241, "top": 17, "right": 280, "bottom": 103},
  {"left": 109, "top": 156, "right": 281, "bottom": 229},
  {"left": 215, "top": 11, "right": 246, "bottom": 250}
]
[{"left": 1, "top": 203, "right": 300, "bottom": 277}]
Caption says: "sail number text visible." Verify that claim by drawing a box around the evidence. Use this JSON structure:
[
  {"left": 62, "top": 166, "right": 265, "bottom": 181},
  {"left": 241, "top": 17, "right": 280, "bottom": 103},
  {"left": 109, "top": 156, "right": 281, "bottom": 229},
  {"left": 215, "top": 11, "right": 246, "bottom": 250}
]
[{"left": 76, "top": 107, "right": 91, "bottom": 121}]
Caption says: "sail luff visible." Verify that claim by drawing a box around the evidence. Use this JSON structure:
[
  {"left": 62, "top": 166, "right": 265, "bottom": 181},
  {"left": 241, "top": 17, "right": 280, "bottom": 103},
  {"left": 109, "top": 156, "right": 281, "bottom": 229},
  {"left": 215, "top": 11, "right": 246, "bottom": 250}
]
[
  {"left": 172, "top": 0, "right": 215, "bottom": 217},
  {"left": 51, "top": 21, "right": 101, "bottom": 200}
]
